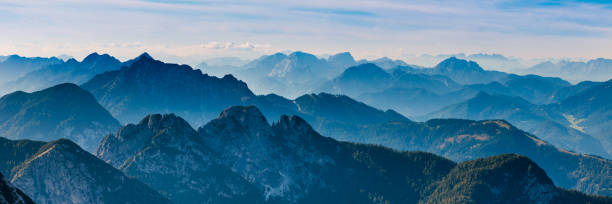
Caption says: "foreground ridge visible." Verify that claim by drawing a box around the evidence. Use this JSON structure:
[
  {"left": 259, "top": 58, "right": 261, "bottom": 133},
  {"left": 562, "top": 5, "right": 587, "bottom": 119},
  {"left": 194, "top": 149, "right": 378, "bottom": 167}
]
[{"left": 95, "top": 105, "right": 611, "bottom": 204}]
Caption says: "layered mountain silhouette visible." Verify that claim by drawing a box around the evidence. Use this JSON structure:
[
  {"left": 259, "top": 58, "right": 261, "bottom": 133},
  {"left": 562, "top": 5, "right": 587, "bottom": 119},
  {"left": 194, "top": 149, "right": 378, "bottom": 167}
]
[
  {"left": 525, "top": 58, "right": 612, "bottom": 83},
  {"left": 2, "top": 53, "right": 123, "bottom": 94},
  {"left": 0, "top": 83, "right": 120, "bottom": 152},
  {"left": 553, "top": 79, "right": 612, "bottom": 155},
  {"left": 0, "top": 55, "right": 63, "bottom": 86},
  {"left": 0, "top": 137, "right": 171, "bottom": 204},
  {"left": 75, "top": 54, "right": 612, "bottom": 197},
  {"left": 319, "top": 60, "right": 573, "bottom": 116},
  {"left": 418, "top": 57, "right": 509, "bottom": 84},
  {"left": 335, "top": 117, "right": 612, "bottom": 196},
  {"left": 80, "top": 55, "right": 406, "bottom": 130},
  {"left": 0, "top": 172, "right": 34, "bottom": 204},
  {"left": 95, "top": 106, "right": 610, "bottom": 203},
  {"left": 427, "top": 92, "right": 609, "bottom": 158},
  {"left": 319, "top": 63, "right": 461, "bottom": 97}
]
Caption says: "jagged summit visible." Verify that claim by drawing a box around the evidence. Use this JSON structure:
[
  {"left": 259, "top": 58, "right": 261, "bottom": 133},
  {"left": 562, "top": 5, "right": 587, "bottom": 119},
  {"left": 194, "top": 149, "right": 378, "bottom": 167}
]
[
  {"left": 82, "top": 52, "right": 118, "bottom": 65},
  {"left": 435, "top": 57, "right": 484, "bottom": 72},
  {"left": 217, "top": 105, "right": 270, "bottom": 128},
  {"left": 137, "top": 113, "right": 192, "bottom": 131},
  {"left": 137, "top": 52, "right": 153, "bottom": 60},
  {"left": 122, "top": 52, "right": 155, "bottom": 67}
]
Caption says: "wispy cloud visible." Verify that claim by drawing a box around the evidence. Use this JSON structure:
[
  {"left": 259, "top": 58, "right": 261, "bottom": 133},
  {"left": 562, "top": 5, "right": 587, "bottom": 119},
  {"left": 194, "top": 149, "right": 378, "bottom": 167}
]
[{"left": 0, "top": 0, "right": 612, "bottom": 62}]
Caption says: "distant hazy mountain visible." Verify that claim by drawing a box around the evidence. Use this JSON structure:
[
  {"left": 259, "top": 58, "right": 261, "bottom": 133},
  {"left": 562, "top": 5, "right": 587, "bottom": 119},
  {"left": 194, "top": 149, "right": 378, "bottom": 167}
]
[
  {"left": 234, "top": 51, "right": 337, "bottom": 97},
  {"left": 326, "top": 52, "right": 357, "bottom": 70},
  {"left": 2, "top": 52, "right": 123, "bottom": 94},
  {"left": 82, "top": 54, "right": 255, "bottom": 126},
  {"left": 322, "top": 58, "right": 573, "bottom": 117},
  {"left": 427, "top": 92, "right": 609, "bottom": 158},
  {"left": 416, "top": 57, "right": 509, "bottom": 84},
  {"left": 356, "top": 56, "right": 408, "bottom": 69},
  {"left": 319, "top": 63, "right": 461, "bottom": 97},
  {"left": 0, "top": 83, "right": 121, "bottom": 152},
  {"left": 526, "top": 58, "right": 612, "bottom": 83},
  {"left": 196, "top": 57, "right": 250, "bottom": 78},
  {"left": 100, "top": 106, "right": 610, "bottom": 203},
  {"left": 333, "top": 118, "right": 612, "bottom": 196},
  {"left": 0, "top": 172, "right": 34, "bottom": 204},
  {"left": 0, "top": 55, "right": 63, "bottom": 85},
  {"left": 0, "top": 137, "right": 171, "bottom": 204}
]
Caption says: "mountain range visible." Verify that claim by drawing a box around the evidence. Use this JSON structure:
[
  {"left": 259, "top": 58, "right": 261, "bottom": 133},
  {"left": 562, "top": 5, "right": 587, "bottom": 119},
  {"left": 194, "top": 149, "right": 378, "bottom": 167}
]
[
  {"left": 523, "top": 58, "right": 612, "bottom": 83},
  {"left": 427, "top": 92, "right": 609, "bottom": 158},
  {"left": 71, "top": 53, "right": 612, "bottom": 196},
  {"left": 95, "top": 106, "right": 611, "bottom": 203},
  {"left": 0, "top": 51, "right": 612, "bottom": 202},
  {"left": 0, "top": 55, "right": 63, "bottom": 86}
]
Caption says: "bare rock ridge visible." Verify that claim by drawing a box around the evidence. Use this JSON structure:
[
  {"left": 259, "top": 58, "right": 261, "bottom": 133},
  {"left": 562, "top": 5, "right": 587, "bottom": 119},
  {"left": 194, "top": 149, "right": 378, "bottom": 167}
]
[
  {"left": 0, "top": 137, "right": 171, "bottom": 204},
  {"left": 0, "top": 172, "right": 34, "bottom": 204},
  {"left": 95, "top": 106, "right": 611, "bottom": 204}
]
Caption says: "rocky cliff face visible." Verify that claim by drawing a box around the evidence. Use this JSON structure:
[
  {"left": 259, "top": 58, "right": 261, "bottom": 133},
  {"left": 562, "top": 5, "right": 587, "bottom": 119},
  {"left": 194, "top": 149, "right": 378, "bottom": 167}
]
[
  {"left": 96, "top": 113, "right": 264, "bottom": 204},
  {"left": 97, "top": 106, "right": 610, "bottom": 203},
  {"left": 0, "top": 137, "right": 170, "bottom": 204},
  {"left": 0, "top": 172, "right": 34, "bottom": 204}
]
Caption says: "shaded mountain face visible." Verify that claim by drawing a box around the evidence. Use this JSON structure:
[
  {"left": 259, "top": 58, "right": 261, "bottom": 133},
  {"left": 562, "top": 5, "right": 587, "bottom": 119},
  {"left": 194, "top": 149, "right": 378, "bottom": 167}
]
[
  {"left": 81, "top": 55, "right": 255, "bottom": 126},
  {"left": 96, "top": 113, "right": 264, "bottom": 204},
  {"left": 421, "top": 154, "right": 557, "bottom": 204},
  {"left": 197, "top": 106, "right": 454, "bottom": 203},
  {"left": 98, "top": 106, "right": 609, "bottom": 203},
  {"left": 0, "top": 55, "right": 63, "bottom": 85},
  {"left": 554, "top": 79, "right": 612, "bottom": 156},
  {"left": 338, "top": 118, "right": 612, "bottom": 197},
  {"left": 0, "top": 172, "right": 34, "bottom": 204},
  {"left": 0, "top": 83, "right": 121, "bottom": 152},
  {"left": 1, "top": 52, "right": 123, "bottom": 94},
  {"left": 526, "top": 58, "right": 612, "bottom": 83},
  {"left": 0, "top": 137, "right": 171, "bottom": 204},
  {"left": 427, "top": 92, "right": 609, "bottom": 158}
]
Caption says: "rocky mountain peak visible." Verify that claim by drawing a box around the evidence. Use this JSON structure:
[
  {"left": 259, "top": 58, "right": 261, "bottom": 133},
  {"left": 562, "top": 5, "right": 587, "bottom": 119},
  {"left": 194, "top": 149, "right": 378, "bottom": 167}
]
[
  {"left": 137, "top": 52, "right": 153, "bottom": 60},
  {"left": 6, "top": 138, "right": 171, "bottom": 204},
  {"left": 217, "top": 106, "right": 270, "bottom": 128},
  {"left": 82, "top": 52, "right": 120, "bottom": 65},
  {"left": 436, "top": 57, "right": 484, "bottom": 72},
  {"left": 138, "top": 113, "right": 193, "bottom": 132}
]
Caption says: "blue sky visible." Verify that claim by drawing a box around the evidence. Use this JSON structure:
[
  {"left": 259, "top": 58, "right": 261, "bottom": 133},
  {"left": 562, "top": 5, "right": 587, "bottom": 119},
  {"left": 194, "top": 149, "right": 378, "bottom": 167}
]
[{"left": 1, "top": 0, "right": 612, "bottom": 64}]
